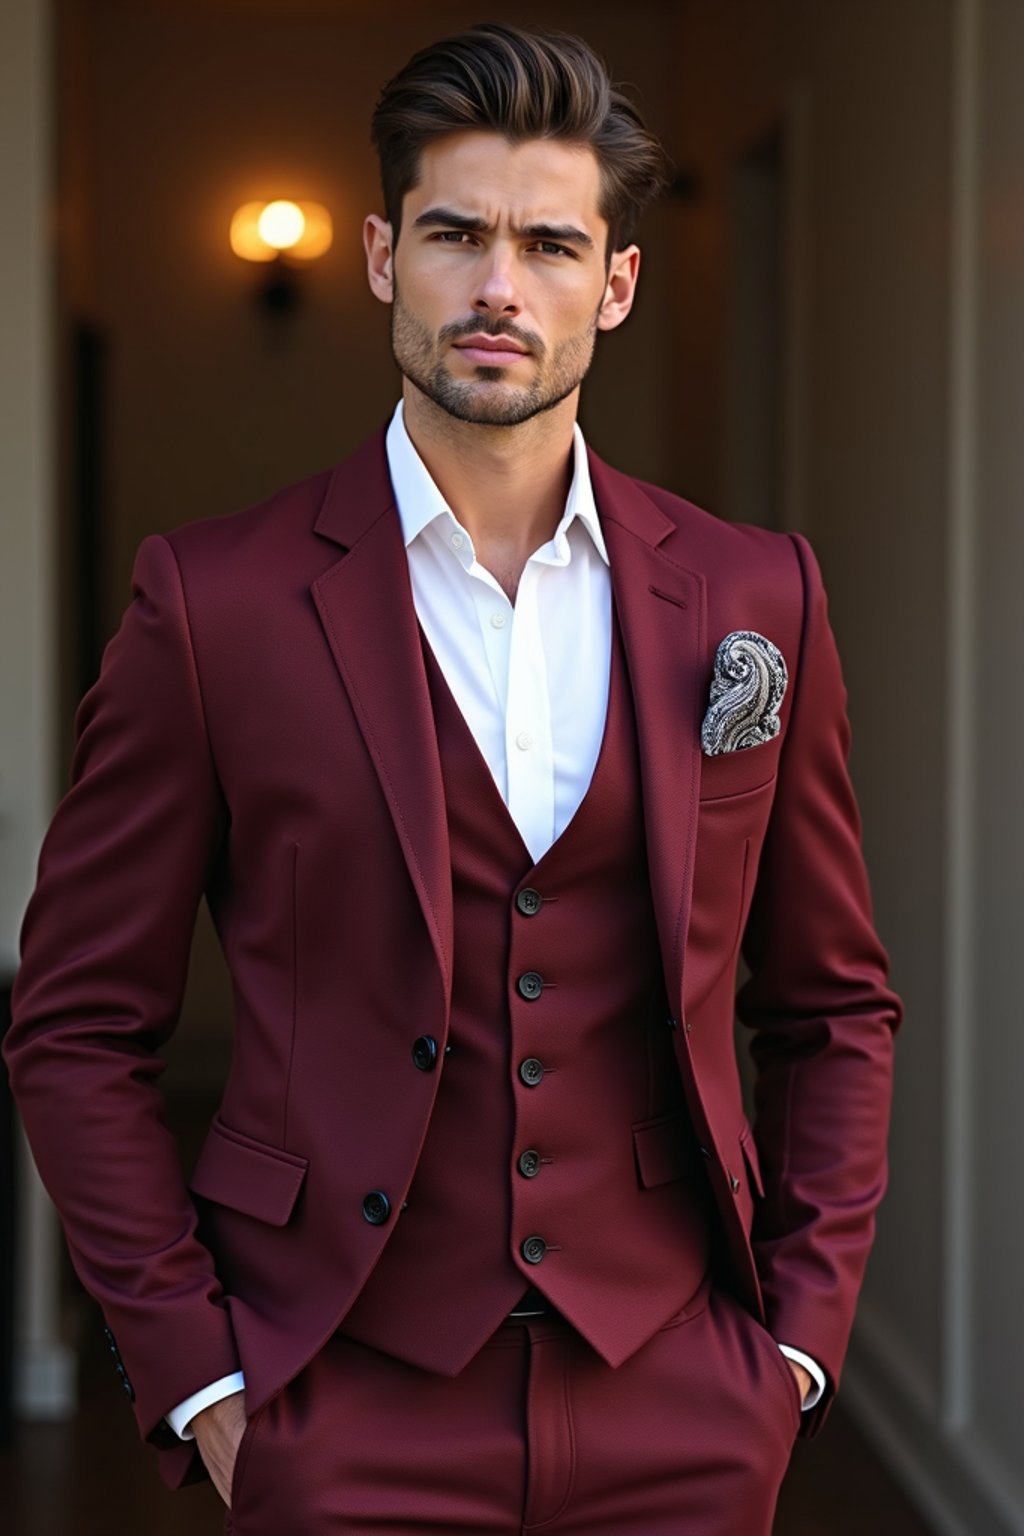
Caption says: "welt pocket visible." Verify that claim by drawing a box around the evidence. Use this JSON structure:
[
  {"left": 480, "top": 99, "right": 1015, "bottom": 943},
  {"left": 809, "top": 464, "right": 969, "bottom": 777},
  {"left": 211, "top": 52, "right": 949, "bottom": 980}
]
[
  {"left": 189, "top": 1116, "right": 308, "bottom": 1226},
  {"left": 633, "top": 1111, "right": 692, "bottom": 1189},
  {"left": 698, "top": 743, "right": 780, "bottom": 802}
]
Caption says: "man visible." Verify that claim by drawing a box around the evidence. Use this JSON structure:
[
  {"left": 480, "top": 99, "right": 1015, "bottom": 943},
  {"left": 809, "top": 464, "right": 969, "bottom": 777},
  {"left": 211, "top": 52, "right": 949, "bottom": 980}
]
[{"left": 3, "top": 22, "right": 901, "bottom": 1535}]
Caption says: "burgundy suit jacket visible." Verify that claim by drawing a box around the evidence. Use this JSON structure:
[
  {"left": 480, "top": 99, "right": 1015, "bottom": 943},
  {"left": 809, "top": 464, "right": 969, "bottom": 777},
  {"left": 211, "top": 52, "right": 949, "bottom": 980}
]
[{"left": 3, "top": 429, "right": 901, "bottom": 1485}]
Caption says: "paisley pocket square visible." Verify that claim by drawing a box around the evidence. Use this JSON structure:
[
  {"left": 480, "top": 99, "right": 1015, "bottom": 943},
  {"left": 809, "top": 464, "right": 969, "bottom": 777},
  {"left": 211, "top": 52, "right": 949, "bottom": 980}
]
[{"left": 701, "top": 630, "right": 788, "bottom": 756}]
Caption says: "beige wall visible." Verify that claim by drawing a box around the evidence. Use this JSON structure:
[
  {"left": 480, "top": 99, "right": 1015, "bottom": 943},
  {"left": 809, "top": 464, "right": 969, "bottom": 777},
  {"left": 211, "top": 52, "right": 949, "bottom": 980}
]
[
  {"left": 2, "top": 0, "right": 78, "bottom": 1422},
  {"left": 1, "top": 0, "right": 57, "bottom": 976},
  {"left": 969, "top": 0, "right": 1024, "bottom": 1502}
]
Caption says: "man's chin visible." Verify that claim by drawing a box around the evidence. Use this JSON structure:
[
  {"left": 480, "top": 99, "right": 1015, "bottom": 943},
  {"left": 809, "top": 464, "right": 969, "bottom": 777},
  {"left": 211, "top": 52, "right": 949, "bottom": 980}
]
[
  {"left": 416, "top": 378, "right": 547, "bottom": 429},
  {"left": 411, "top": 377, "right": 574, "bottom": 433}
]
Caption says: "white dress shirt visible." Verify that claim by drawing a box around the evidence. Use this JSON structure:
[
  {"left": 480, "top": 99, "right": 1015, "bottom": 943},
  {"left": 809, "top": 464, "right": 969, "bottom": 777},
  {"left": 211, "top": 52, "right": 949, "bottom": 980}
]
[{"left": 166, "top": 402, "right": 822, "bottom": 1438}]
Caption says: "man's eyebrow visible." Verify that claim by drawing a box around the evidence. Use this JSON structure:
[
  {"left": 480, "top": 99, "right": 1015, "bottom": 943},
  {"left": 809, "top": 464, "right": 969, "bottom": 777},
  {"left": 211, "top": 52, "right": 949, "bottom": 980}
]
[
  {"left": 412, "top": 207, "right": 490, "bottom": 233},
  {"left": 520, "top": 222, "right": 595, "bottom": 250},
  {"left": 412, "top": 207, "right": 595, "bottom": 250}
]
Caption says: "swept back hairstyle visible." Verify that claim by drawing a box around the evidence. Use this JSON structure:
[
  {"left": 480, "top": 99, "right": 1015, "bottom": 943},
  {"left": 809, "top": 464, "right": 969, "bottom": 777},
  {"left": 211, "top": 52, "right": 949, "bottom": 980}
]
[{"left": 370, "top": 22, "right": 671, "bottom": 256}]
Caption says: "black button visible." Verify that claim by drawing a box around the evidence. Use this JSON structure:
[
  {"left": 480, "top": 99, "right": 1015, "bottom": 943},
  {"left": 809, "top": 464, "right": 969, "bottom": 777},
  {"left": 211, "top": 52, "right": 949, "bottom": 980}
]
[
  {"left": 521, "top": 1235, "right": 547, "bottom": 1265},
  {"left": 361, "top": 1190, "right": 392, "bottom": 1225},
  {"left": 411, "top": 1035, "right": 439, "bottom": 1071},
  {"left": 119, "top": 1372, "right": 135, "bottom": 1402},
  {"left": 519, "top": 1057, "right": 545, "bottom": 1087},
  {"left": 516, "top": 888, "right": 542, "bottom": 916},
  {"left": 517, "top": 1149, "right": 541, "bottom": 1178},
  {"left": 517, "top": 971, "right": 544, "bottom": 1001}
]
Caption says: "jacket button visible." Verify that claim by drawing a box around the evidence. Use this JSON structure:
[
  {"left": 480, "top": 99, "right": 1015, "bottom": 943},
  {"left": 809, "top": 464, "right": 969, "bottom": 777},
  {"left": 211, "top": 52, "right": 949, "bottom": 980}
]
[
  {"left": 361, "top": 1190, "right": 392, "bottom": 1225},
  {"left": 517, "top": 971, "right": 544, "bottom": 1001},
  {"left": 411, "top": 1035, "right": 439, "bottom": 1071},
  {"left": 519, "top": 1057, "right": 545, "bottom": 1087},
  {"left": 516, "top": 888, "right": 542, "bottom": 916},
  {"left": 521, "top": 1235, "right": 547, "bottom": 1265},
  {"left": 517, "top": 1148, "right": 541, "bottom": 1178}
]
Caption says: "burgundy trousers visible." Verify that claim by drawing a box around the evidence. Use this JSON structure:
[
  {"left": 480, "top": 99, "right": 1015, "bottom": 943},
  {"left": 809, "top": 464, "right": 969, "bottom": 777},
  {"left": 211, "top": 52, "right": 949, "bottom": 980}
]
[{"left": 224, "top": 1280, "right": 801, "bottom": 1535}]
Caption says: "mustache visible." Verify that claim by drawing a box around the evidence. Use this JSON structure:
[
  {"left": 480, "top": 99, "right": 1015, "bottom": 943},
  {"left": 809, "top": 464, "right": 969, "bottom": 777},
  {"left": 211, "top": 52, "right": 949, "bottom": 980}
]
[{"left": 438, "top": 316, "right": 545, "bottom": 357}]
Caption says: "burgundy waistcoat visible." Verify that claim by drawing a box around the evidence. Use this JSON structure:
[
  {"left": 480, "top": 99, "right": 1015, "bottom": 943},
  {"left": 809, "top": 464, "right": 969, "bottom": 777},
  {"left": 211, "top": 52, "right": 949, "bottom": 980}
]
[{"left": 340, "top": 609, "right": 712, "bottom": 1374}]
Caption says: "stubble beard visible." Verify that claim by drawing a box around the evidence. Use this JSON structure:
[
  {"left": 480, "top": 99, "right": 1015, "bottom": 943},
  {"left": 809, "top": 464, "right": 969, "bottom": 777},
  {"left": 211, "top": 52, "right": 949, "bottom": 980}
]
[{"left": 389, "top": 281, "right": 600, "bottom": 428}]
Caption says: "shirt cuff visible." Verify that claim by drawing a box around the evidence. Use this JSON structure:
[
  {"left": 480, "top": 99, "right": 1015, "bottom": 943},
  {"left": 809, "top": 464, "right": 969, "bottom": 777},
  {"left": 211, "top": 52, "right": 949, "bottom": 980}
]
[
  {"left": 777, "top": 1345, "right": 826, "bottom": 1410},
  {"left": 165, "top": 1371, "right": 247, "bottom": 1441}
]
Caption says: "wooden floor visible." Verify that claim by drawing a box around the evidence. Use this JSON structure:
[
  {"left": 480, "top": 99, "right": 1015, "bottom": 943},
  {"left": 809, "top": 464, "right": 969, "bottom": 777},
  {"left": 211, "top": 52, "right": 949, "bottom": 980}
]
[{"left": 0, "top": 1328, "right": 936, "bottom": 1536}]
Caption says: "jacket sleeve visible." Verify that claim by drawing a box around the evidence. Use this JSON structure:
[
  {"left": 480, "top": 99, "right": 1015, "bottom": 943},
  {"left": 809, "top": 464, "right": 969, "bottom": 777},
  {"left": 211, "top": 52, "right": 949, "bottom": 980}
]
[
  {"left": 736, "top": 530, "right": 903, "bottom": 1436},
  {"left": 2, "top": 533, "right": 242, "bottom": 1446}
]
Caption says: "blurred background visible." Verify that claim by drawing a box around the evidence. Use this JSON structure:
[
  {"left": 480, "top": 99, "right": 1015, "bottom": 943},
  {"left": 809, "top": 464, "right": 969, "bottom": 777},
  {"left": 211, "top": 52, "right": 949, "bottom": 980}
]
[{"left": 1, "top": 0, "right": 1021, "bottom": 1531}]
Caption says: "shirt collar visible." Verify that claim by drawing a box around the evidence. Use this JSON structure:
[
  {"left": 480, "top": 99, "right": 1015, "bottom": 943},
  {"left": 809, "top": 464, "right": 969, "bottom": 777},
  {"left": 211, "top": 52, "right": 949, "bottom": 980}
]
[{"left": 384, "top": 399, "right": 609, "bottom": 566}]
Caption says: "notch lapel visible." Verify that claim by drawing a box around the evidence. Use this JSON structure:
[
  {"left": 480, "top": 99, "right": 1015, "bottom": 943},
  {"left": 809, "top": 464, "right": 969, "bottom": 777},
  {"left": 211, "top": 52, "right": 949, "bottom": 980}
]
[
  {"left": 590, "top": 452, "right": 706, "bottom": 1007},
  {"left": 310, "top": 433, "right": 454, "bottom": 1000}
]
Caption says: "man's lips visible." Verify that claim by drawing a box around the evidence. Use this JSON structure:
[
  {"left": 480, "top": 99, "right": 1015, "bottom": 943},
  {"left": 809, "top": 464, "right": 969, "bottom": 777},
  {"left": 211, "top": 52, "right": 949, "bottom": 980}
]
[{"left": 452, "top": 334, "right": 531, "bottom": 367}]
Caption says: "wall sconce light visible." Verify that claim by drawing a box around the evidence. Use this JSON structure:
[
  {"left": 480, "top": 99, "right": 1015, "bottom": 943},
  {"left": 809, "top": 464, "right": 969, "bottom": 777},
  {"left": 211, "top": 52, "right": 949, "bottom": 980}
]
[{"left": 230, "top": 199, "right": 333, "bottom": 321}]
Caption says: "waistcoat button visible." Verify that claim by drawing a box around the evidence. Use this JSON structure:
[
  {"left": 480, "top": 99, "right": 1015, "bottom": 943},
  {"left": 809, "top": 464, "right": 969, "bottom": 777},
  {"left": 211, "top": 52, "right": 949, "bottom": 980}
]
[
  {"left": 411, "top": 1035, "right": 439, "bottom": 1071},
  {"left": 517, "top": 1149, "right": 541, "bottom": 1178},
  {"left": 519, "top": 1057, "right": 545, "bottom": 1087},
  {"left": 516, "top": 888, "right": 542, "bottom": 916},
  {"left": 517, "top": 971, "right": 544, "bottom": 1001},
  {"left": 361, "top": 1190, "right": 392, "bottom": 1225},
  {"left": 521, "top": 1235, "right": 547, "bottom": 1265}
]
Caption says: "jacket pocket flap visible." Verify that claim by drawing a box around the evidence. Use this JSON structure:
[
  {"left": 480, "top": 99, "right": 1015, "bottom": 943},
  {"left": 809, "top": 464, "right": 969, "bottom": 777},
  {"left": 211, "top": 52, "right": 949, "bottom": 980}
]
[
  {"left": 633, "top": 1112, "right": 691, "bottom": 1189},
  {"left": 189, "top": 1117, "right": 308, "bottom": 1227}
]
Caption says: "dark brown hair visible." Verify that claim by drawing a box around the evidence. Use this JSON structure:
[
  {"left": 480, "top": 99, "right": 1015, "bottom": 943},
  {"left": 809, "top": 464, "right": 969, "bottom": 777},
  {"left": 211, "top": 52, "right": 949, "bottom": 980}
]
[{"left": 370, "top": 22, "right": 670, "bottom": 254}]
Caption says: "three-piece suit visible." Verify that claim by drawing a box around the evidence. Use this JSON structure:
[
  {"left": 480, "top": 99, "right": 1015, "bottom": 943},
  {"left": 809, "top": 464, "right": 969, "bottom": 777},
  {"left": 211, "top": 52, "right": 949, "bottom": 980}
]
[{"left": 3, "top": 423, "right": 901, "bottom": 1533}]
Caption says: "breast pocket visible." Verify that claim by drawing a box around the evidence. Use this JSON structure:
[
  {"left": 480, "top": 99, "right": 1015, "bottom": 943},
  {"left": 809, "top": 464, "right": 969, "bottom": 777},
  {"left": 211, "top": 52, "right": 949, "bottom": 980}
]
[{"left": 697, "top": 733, "right": 781, "bottom": 803}]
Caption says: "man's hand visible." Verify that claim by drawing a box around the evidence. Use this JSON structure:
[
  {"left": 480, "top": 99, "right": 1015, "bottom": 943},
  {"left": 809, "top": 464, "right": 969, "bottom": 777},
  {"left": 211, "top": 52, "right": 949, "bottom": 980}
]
[
  {"left": 192, "top": 1389, "right": 249, "bottom": 1507},
  {"left": 786, "top": 1359, "right": 812, "bottom": 1407}
]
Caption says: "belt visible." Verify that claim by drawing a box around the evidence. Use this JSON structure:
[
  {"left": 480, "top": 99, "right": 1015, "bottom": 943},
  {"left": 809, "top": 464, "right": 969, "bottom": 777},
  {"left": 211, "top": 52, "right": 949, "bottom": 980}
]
[{"left": 504, "top": 1285, "right": 553, "bottom": 1321}]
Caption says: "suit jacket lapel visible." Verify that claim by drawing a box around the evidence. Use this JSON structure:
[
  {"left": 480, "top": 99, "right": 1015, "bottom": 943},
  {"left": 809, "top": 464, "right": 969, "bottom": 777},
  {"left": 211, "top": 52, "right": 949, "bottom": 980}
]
[
  {"left": 590, "top": 451, "right": 706, "bottom": 1007},
  {"left": 310, "top": 431, "right": 454, "bottom": 1000}
]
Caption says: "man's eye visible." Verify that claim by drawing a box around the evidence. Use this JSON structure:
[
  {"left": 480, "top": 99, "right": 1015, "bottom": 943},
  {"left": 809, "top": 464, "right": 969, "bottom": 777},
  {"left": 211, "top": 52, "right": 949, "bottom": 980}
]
[
  {"left": 535, "top": 241, "right": 574, "bottom": 258},
  {"left": 437, "top": 230, "right": 471, "bottom": 244}
]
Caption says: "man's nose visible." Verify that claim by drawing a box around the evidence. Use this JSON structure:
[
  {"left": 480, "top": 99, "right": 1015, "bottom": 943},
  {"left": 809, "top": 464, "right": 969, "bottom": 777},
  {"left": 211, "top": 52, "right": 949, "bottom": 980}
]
[{"left": 472, "top": 249, "right": 522, "bottom": 316}]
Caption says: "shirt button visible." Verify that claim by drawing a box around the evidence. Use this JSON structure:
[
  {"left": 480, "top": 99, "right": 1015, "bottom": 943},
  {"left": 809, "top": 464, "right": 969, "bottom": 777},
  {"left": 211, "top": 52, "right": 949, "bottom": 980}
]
[
  {"left": 450, "top": 532, "right": 465, "bottom": 550},
  {"left": 515, "top": 731, "right": 533, "bottom": 751},
  {"left": 519, "top": 1057, "right": 545, "bottom": 1087},
  {"left": 516, "top": 971, "right": 544, "bottom": 1001},
  {"left": 516, "top": 887, "right": 542, "bottom": 916},
  {"left": 517, "top": 1149, "right": 542, "bottom": 1178},
  {"left": 490, "top": 612, "right": 507, "bottom": 629},
  {"left": 521, "top": 1235, "right": 547, "bottom": 1265}
]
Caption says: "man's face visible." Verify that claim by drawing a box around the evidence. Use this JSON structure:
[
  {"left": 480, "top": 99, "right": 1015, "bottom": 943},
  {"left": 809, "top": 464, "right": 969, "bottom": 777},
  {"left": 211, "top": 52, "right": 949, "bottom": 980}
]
[{"left": 364, "top": 132, "right": 639, "bottom": 428}]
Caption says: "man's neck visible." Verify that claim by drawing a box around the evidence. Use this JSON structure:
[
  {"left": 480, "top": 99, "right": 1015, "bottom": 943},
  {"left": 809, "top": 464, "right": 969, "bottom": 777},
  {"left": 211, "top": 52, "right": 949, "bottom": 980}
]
[{"left": 401, "top": 384, "right": 579, "bottom": 603}]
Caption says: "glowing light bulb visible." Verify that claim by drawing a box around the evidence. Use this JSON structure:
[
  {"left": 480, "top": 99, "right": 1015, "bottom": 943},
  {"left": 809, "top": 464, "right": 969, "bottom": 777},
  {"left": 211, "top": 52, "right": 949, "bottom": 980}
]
[
  {"left": 230, "top": 201, "right": 334, "bottom": 263},
  {"left": 257, "top": 200, "right": 306, "bottom": 251}
]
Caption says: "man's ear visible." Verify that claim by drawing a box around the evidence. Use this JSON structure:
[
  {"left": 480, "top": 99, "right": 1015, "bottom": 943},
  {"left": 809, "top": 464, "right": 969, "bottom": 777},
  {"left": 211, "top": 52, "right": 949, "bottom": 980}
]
[
  {"left": 364, "top": 214, "right": 395, "bottom": 303},
  {"left": 597, "top": 244, "right": 641, "bottom": 333}
]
